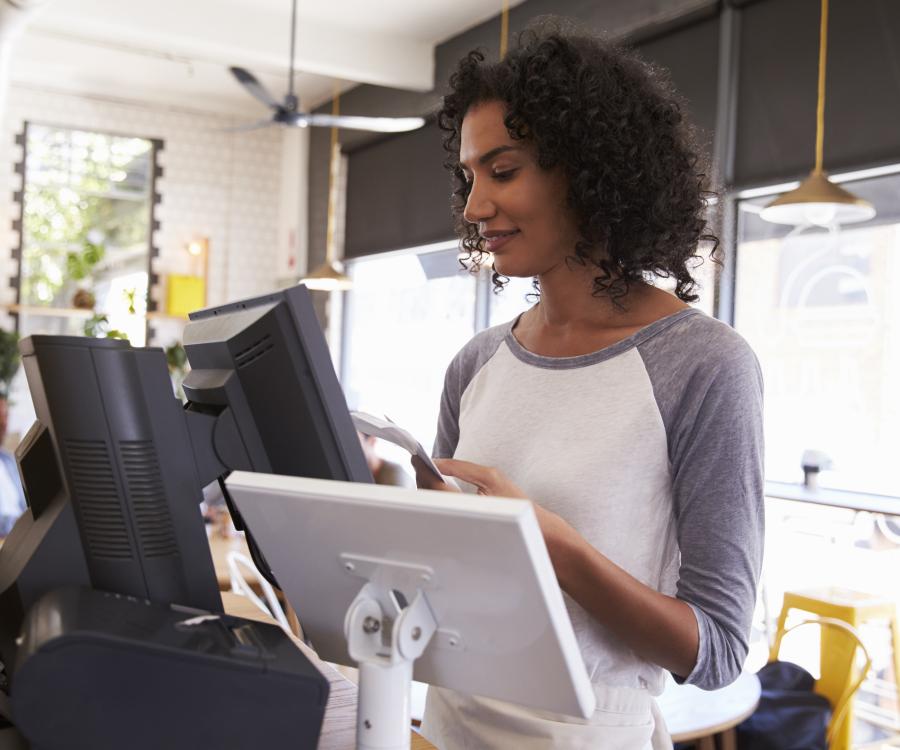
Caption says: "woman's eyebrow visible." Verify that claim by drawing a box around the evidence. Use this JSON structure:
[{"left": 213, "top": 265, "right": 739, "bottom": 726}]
[{"left": 459, "top": 145, "right": 521, "bottom": 170}]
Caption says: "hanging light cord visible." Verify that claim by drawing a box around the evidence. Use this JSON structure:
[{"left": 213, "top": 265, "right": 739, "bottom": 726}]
[
  {"left": 325, "top": 91, "right": 340, "bottom": 265},
  {"left": 814, "top": 0, "right": 828, "bottom": 175},
  {"left": 500, "top": 0, "right": 509, "bottom": 59}
]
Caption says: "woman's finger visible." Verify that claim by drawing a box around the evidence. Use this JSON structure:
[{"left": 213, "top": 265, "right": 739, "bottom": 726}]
[
  {"left": 433, "top": 458, "right": 526, "bottom": 498},
  {"left": 433, "top": 458, "right": 492, "bottom": 488},
  {"left": 411, "top": 455, "right": 458, "bottom": 492}
]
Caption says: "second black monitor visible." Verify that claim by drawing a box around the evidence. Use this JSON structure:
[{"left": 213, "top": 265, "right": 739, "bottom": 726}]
[{"left": 182, "top": 284, "right": 373, "bottom": 485}]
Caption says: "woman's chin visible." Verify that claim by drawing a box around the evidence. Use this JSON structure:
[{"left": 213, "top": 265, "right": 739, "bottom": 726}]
[{"left": 492, "top": 257, "right": 533, "bottom": 279}]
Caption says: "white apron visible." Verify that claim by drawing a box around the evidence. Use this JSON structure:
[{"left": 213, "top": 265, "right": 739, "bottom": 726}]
[{"left": 421, "top": 683, "right": 673, "bottom": 750}]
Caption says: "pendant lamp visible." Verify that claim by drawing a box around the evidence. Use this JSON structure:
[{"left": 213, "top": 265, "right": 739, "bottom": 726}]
[
  {"left": 302, "top": 91, "right": 353, "bottom": 291},
  {"left": 760, "top": 0, "right": 875, "bottom": 226},
  {"left": 499, "top": 0, "right": 509, "bottom": 58}
]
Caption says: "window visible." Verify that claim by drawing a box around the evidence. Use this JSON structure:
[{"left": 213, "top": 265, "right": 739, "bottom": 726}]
[
  {"left": 341, "top": 241, "right": 716, "bottom": 460},
  {"left": 16, "top": 124, "right": 157, "bottom": 346},
  {"left": 734, "top": 170, "right": 900, "bottom": 496},
  {"left": 341, "top": 246, "right": 479, "bottom": 456}
]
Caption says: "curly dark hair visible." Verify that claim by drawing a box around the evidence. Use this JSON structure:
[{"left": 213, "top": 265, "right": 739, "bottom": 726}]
[{"left": 437, "top": 18, "right": 718, "bottom": 303}]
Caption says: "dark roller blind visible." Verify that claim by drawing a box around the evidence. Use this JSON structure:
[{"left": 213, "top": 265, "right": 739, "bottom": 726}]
[
  {"left": 635, "top": 15, "right": 720, "bottom": 158},
  {"left": 345, "top": 15, "right": 722, "bottom": 260},
  {"left": 735, "top": 0, "right": 900, "bottom": 187},
  {"left": 344, "top": 120, "right": 455, "bottom": 259}
]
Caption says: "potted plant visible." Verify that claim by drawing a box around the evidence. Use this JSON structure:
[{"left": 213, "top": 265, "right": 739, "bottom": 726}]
[
  {"left": 67, "top": 234, "right": 105, "bottom": 310},
  {"left": 83, "top": 314, "right": 128, "bottom": 341},
  {"left": 165, "top": 342, "right": 188, "bottom": 401},
  {"left": 0, "top": 329, "right": 21, "bottom": 403}
]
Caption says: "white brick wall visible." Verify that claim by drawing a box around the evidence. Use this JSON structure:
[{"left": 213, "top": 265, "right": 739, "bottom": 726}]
[
  {"left": 0, "top": 84, "right": 286, "bottom": 342},
  {"left": 0, "top": 84, "right": 287, "bottom": 440}
]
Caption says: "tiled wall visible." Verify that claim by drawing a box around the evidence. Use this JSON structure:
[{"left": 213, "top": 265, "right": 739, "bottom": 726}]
[
  {"left": 0, "top": 84, "right": 286, "bottom": 339},
  {"left": 0, "top": 84, "right": 287, "bottom": 439}
]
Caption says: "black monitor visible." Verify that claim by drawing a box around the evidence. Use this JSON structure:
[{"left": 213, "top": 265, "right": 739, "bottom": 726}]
[
  {"left": 0, "top": 336, "right": 223, "bottom": 664},
  {"left": 180, "top": 284, "right": 374, "bottom": 585},
  {"left": 182, "top": 284, "right": 372, "bottom": 484},
  {"left": 0, "top": 284, "right": 372, "bottom": 668}
]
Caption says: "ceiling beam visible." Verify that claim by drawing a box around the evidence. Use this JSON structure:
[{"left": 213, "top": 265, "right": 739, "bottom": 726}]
[{"left": 27, "top": 2, "right": 434, "bottom": 92}]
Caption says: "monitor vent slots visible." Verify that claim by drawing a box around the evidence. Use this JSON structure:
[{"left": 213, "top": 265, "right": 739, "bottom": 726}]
[
  {"left": 120, "top": 440, "right": 179, "bottom": 558},
  {"left": 235, "top": 335, "right": 274, "bottom": 369},
  {"left": 66, "top": 439, "right": 133, "bottom": 560}
]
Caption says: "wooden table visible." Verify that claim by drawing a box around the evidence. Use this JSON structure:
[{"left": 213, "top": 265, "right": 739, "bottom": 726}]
[
  {"left": 208, "top": 531, "right": 252, "bottom": 591},
  {"left": 656, "top": 671, "right": 761, "bottom": 750},
  {"left": 222, "top": 592, "right": 435, "bottom": 750}
]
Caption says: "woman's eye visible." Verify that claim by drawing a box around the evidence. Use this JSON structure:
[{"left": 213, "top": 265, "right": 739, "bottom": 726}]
[{"left": 492, "top": 169, "right": 517, "bottom": 181}]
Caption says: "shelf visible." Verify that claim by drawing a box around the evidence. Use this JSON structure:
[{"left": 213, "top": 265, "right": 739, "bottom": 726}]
[
  {"left": 765, "top": 480, "right": 900, "bottom": 515},
  {"left": 146, "top": 311, "right": 188, "bottom": 323},
  {"left": 4, "top": 304, "right": 96, "bottom": 319},
  {"left": 2, "top": 305, "right": 182, "bottom": 322}
]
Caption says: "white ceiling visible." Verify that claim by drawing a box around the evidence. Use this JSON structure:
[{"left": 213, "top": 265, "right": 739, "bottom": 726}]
[{"left": 9, "top": 0, "right": 523, "bottom": 118}]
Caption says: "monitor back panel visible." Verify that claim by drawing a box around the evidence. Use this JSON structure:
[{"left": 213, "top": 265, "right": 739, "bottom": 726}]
[{"left": 226, "top": 471, "right": 595, "bottom": 719}]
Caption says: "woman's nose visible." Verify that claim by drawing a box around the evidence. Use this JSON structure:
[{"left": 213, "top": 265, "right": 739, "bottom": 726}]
[{"left": 463, "top": 178, "right": 496, "bottom": 224}]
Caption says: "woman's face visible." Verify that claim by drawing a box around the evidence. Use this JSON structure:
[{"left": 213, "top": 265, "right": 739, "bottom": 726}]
[{"left": 459, "top": 100, "right": 580, "bottom": 279}]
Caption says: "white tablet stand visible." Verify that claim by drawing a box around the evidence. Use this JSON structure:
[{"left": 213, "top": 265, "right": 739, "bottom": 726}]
[{"left": 226, "top": 472, "right": 596, "bottom": 750}]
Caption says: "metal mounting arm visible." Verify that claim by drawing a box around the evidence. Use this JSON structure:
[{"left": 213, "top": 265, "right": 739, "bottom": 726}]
[{"left": 344, "top": 571, "right": 439, "bottom": 750}]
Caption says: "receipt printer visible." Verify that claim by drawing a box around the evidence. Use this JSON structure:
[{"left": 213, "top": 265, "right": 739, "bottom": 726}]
[{"left": 9, "top": 587, "right": 329, "bottom": 750}]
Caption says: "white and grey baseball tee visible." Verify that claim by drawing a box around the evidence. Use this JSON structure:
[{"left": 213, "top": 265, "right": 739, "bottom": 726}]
[{"left": 433, "top": 307, "right": 765, "bottom": 694}]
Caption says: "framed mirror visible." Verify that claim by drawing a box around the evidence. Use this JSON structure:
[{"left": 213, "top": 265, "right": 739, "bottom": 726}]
[{"left": 12, "top": 123, "right": 162, "bottom": 346}]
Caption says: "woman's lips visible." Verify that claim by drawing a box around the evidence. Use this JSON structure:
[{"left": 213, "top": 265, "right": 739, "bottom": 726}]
[{"left": 483, "top": 230, "right": 520, "bottom": 253}]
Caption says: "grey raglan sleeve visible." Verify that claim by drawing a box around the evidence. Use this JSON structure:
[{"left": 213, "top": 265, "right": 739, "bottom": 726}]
[
  {"left": 642, "top": 323, "right": 765, "bottom": 690},
  {"left": 432, "top": 324, "right": 509, "bottom": 460},
  {"left": 433, "top": 352, "right": 463, "bottom": 459}
]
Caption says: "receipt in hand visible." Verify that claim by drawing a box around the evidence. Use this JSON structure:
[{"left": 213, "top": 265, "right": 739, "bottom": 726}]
[{"left": 350, "top": 411, "right": 458, "bottom": 488}]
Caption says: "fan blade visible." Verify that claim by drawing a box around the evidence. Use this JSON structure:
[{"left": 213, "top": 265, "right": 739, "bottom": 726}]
[
  {"left": 303, "top": 113, "right": 425, "bottom": 133},
  {"left": 220, "top": 117, "right": 277, "bottom": 132},
  {"left": 230, "top": 66, "right": 282, "bottom": 111}
]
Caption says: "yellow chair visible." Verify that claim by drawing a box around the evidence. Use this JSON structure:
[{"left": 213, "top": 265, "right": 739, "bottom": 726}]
[
  {"left": 769, "top": 616, "right": 872, "bottom": 750},
  {"left": 770, "top": 588, "right": 899, "bottom": 749}
]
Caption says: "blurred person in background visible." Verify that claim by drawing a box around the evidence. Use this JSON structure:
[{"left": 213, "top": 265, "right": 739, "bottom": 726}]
[
  {"left": 0, "top": 398, "right": 25, "bottom": 536},
  {"left": 359, "top": 432, "right": 415, "bottom": 488}
]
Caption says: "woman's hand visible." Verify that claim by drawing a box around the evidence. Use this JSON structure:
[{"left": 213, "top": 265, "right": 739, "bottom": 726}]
[
  {"left": 433, "top": 458, "right": 528, "bottom": 499},
  {"left": 414, "top": 457, "right": 575, "bottom": 553},
  {"left": 411, "top": 455, "right": 461, "bottom": 491}
]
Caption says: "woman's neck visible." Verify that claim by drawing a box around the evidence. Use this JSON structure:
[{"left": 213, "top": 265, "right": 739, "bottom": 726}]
[{"left": 512, "top": 264, "right": 689, "bottom": 357}]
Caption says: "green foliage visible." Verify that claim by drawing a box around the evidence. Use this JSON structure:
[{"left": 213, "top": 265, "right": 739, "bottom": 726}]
[
  {"left": 165, "top": 342, "right": 188, "bottom": 402},
  {"left": 65, "top": 238, "right": 106, "bottom": 282},
  {"left": 123, "top": 287, "right": 137, "bottom": 315},
  {"left": 83, "top": 313, "right": 129, "bottom": 341},
  {"left": 0, "top": 329, "right": 21, "bottom": 399},
  {"left": 165, "top": 342, "right": 187, "bottom": 374},
  {"left": 20, "top": 126, "right": 152, "bottom": 307}
]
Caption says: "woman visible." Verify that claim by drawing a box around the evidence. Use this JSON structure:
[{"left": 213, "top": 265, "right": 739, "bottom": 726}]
[{"left": 412, "top": 20, "right": 764, "bottom": 750}]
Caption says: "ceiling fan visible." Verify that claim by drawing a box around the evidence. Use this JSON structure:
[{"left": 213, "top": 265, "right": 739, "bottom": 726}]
[{"left": 229, "top": 0, "right": 425, "bottom": 133}]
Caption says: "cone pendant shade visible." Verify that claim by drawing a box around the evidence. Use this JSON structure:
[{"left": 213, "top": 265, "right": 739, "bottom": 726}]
[
  {"left": 760, "top": 170, "right": 875, "bottom": 226},
  {"left": 302, "top": 260, "right": 352, "bottom": 291},
  {"left": 761, "top": 0, "right": 875, "bottom": 227},
  {"left": 301, "top": 90, "right": 353, "bottom": 292}
]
